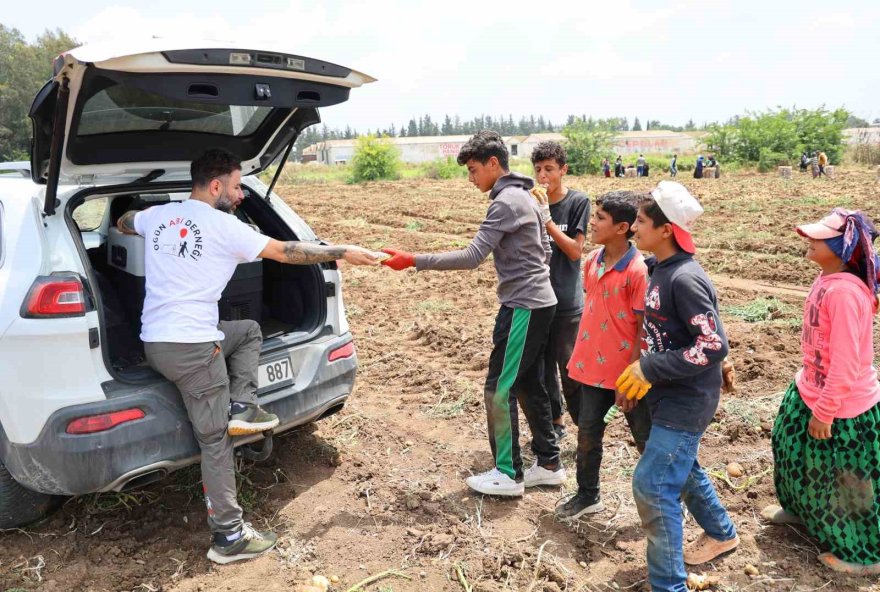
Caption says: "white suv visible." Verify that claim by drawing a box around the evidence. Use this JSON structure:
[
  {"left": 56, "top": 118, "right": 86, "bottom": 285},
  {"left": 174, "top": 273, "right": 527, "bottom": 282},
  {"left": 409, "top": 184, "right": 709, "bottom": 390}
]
[{"left": 0, "top": 40, "right": 374, "bottom": 528}]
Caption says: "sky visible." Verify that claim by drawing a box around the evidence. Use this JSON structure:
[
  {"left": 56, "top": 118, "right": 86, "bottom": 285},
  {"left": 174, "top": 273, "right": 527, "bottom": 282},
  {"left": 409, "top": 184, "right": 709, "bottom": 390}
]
[{"left": 5, "top": 0, "right": 879, "bottom": 133}]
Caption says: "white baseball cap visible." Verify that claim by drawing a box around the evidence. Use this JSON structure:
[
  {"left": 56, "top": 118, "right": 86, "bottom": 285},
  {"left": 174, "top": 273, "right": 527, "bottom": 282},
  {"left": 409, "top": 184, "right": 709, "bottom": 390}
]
[{"left": 649, "top": 181, "right": 704, "bottom": 253}]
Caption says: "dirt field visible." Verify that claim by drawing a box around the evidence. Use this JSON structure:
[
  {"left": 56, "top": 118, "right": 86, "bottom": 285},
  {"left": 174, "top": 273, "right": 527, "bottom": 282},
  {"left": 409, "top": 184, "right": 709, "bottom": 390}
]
[{"left": 2, "top": 169, "right": 879, "bottom": 592}]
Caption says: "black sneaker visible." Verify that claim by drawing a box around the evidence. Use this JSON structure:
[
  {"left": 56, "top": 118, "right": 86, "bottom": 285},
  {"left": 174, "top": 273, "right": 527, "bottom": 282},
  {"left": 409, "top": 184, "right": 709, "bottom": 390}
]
[
  {"left": 555, "top": 492, "right": 604, "bottom": 521},
  {"left": 207, "top": 523, "right": 278, "bottom": 564},
  {"left": 553, "top": 424, "right": 568, "bottom": 439},
  {"left": 228, "top": 402, "right": 279, "bottom": 436}
]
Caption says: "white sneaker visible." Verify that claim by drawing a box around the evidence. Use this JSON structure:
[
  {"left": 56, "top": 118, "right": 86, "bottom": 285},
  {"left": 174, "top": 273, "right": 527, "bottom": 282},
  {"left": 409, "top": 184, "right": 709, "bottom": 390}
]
[
  {"left": 524, "top": 462, "right": 567, "bottom": 487},
  {"left": 465, "top": 468, "right": 524, "bottom": 496}
]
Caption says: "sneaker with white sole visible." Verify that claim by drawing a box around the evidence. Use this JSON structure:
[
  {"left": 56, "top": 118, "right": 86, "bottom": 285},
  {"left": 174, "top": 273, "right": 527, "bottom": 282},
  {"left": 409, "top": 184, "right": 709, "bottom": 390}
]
[
  {"left": 555, "top": 492, "right": 604, "bottom": 520},
  {"left": 207, "top": 523, "right": 278, "bottom": 564},
  {"left": 524, "top": 462, "right": 567, "bottom": 487},
  {"left": 228, "top": 402, "right": 279, "bottom": 436},
  {"left": 465, "top": 467, "right": 524, "bottom": 496}
]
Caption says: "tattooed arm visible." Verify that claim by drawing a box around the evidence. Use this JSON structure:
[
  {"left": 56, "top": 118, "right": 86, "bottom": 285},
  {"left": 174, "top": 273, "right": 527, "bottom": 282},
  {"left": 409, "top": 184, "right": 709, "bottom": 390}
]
[
  {"left": 116, "top": 211, "right": 140, "bottom": 235},
  {"left": 259, "top": 239, "right": 379, "bottom": 266}
]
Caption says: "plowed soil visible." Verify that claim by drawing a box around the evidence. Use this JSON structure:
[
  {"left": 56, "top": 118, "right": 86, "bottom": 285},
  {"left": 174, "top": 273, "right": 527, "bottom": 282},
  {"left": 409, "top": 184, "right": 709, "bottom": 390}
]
[{"left": 2, "top": 169, "right": 879, "bottom": 592}]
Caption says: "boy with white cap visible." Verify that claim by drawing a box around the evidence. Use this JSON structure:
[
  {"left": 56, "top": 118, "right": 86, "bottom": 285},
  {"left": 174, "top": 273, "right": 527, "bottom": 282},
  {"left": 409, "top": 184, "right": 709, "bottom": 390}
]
[{"left": 616, "top": 181, "right": 738, "bottom": 591}]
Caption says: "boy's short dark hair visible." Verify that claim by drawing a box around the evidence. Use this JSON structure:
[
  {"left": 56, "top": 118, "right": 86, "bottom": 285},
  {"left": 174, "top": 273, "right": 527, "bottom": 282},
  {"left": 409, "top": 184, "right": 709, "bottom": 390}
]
[
  {"left": 191, "top": 148, "right": 242, "bottom": 188},
  {"left": 639, "top": 195, "right": 671, "bottom": 228},
  {"left": 457, "top": 130, "right": 509, "bottom": 170},
  {"left": 529, "top": 140, "right": 567, "bottom": 167},
  {"left": 596, "top": 191, "right": 642, "bottom": 238}
]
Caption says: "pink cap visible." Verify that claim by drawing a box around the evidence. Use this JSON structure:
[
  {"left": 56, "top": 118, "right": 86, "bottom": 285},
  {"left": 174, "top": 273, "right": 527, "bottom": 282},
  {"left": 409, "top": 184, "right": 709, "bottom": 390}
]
[{"left": 795, "top": 211, "right": 848, "bottom": 240}]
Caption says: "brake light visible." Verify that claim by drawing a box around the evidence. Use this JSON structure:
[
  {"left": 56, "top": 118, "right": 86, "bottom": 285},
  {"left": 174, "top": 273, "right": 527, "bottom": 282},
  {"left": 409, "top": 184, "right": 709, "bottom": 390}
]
[
  {"left": 22, "top": 275, "right": 86, "bottom": 318},
  {"left": 66, "top": 408, "right": 145, "bottom": 434},
  {"left": 328, "top": 341, "right": 355, "bottom": 362}
]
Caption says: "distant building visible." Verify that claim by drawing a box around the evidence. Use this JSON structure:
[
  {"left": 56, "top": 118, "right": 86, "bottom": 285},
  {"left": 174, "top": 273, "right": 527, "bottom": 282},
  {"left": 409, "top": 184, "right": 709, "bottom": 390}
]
[
  {"left": 302, "top": 130, "right": 709, "bottom": 165},
  {"left": 843, "top": 127, "right": 880, "bottom": 145},
  {"left": 303, "top": 135, "right": 525, "bottom": 165},
  {"left": 519, "top": 130, "right": 704, "bottom": 159}
]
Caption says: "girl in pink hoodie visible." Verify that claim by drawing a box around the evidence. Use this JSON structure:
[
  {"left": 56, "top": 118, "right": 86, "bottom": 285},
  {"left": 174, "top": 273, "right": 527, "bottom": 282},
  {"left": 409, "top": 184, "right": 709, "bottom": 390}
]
[{"left": 765, "top": 209, "right": 880, "bottom": 575}]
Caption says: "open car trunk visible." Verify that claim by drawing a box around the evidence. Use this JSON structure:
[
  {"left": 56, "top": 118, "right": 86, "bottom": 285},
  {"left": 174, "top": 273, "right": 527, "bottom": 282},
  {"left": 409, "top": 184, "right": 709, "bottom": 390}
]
[{"left": 70, "top": 187, "right": 327, "bottom": 379}]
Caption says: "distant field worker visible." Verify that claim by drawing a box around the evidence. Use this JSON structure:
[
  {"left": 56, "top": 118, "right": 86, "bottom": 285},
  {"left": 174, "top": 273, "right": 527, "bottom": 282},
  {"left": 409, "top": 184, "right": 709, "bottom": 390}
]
[
  {"left": 764, "top": 209, "right": 880, "bottom": 576},
  {"left": 602, "top": 158, "right": 611, "bottom": 178},
  {"left": 693, "top": 155, "right": 704, "bottom": 179},
  {"left": 636, "top": 154, "right": 647, "bottom": 177},
  {"left": 529, "top": 141, "right": 591, "bottom": 439},
  {"left": 670, "top": 154, "right": 678, "bottom": 177},
  {"left": 382, "top": 130, "right": 564, "bottom": 497},
  {"left": 818, "top": 151, "right": 828, "bottom": 176},
  {"left": 810, "top": 152, "right": 820, "bottom": 178}
]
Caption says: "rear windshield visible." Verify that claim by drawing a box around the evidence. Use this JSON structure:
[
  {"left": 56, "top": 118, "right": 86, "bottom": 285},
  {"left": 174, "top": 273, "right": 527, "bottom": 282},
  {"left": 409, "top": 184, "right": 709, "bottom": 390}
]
[{"left": 77, "top": 82, "right": 271, "bottom": 137}]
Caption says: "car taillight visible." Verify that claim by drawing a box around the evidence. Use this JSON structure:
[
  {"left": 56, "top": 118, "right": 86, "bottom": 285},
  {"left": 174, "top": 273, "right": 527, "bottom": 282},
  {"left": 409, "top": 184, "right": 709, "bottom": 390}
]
[
  {"left": 328, "top": 341, "right": 355, "bottom": 362},
  {"left": 22, "top": 275, "right": 86, "bottom": 318},
  {"left": 66, "top": 408, "right": 145, "bottom": 434}
]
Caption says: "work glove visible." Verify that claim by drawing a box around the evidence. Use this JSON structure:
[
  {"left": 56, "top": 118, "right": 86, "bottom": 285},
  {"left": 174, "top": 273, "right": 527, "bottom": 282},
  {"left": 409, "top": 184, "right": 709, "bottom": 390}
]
[
  {"left": 721, "top": 358, "right": 736, "bottom": 393},
  {"left": 381, "top": 248, "right": 416, "bottom": 271},
  {"left": 615, "top": 360, "right": 652, "bottom": 401},
  {"left": 529, "top": 186, "right": 552, "bottom": 225}
]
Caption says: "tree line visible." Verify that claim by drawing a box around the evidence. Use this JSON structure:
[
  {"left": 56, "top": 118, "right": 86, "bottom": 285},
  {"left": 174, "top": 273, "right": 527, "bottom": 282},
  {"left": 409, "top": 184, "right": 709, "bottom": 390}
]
[{"left": 0, "top": 25, "right": 77, "bottom": 161}]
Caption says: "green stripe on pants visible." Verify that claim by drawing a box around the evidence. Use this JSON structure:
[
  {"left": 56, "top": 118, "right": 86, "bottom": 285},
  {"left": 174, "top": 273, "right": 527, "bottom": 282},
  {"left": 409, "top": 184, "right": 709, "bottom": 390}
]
[{"left": 492, "top": 308, "right": 531, "bottom": 479}]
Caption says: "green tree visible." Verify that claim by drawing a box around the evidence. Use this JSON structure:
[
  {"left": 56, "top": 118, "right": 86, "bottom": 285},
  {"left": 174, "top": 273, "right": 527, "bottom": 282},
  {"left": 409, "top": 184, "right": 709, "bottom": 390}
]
[
  {"left": 561, "top": 119, "right": 614, "bottom": 175},
  {"left": 631, "top": 117, "right": 642, "bottom": 131},
  {"left": 793, "top": 107, "right": 849, "bottom": 163},
  {"left": 351, "top": 134, "right": 400, "bottom": 182},
  {"left": 703, "top": 124, "right": 738, "bottom": 161},
  {"left": 0, "top": 26, "right": 78, "bottom": 160}
]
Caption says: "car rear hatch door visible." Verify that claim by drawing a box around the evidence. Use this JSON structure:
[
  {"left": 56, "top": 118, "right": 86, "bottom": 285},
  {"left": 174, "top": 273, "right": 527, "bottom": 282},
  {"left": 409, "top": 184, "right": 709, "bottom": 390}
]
[{"left": 29, "top": 39, "right": 375, "bottom": 214}]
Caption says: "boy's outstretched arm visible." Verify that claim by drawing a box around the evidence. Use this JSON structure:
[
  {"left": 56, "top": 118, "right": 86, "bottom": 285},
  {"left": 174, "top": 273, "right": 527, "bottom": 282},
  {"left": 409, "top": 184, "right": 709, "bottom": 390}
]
[
  {"left": 640, "top": 275, "right": 729, "bottom": 383},
  {"left": 383, "top": 200, "right": 512, "bottom": 272}
]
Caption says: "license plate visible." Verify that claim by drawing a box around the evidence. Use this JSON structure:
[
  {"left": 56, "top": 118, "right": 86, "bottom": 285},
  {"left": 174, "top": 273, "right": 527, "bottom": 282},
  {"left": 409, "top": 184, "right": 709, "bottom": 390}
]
[{"left": 257, "top": 357, "right": 294, "bottom": 392}]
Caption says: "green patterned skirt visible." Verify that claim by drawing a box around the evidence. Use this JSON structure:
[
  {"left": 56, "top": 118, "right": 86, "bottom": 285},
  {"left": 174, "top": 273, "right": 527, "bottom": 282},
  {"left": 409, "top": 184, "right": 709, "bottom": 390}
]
[{"left": 771, "top": 382, "right": 880, "bottom": 564}]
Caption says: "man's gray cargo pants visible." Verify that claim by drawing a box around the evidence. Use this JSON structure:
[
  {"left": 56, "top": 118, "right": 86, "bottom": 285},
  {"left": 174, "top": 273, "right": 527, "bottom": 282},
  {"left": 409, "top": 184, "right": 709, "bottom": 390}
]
[{"left": 144, "top": 319, "right": 262, "bottom": 536}]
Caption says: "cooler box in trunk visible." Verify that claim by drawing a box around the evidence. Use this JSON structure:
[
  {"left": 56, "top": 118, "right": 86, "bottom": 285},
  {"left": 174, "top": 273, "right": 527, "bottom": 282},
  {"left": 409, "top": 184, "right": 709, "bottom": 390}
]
[{"left": 219, "top": 261, "right": 263, "bottom": 324}]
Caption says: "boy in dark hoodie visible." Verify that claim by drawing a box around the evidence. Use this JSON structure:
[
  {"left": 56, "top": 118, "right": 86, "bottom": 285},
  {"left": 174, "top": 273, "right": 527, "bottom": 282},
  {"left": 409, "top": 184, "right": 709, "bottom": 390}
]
[
  {"left": 382, "top": 130, "right": 562, "bottom": 497},
  {"left": 617, "top": 181, "right": 738, "bottom": 592}
]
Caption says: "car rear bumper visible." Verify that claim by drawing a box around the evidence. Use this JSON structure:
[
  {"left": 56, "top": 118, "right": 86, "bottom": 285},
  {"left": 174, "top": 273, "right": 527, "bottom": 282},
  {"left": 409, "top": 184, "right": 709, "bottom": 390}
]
[{"left": 0, "top": 334, "right": 357, "bottom": 495}]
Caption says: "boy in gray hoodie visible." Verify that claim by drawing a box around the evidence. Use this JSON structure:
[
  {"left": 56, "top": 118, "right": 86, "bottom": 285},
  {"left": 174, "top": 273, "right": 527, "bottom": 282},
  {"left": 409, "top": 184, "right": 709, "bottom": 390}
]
[{"left": 382, "top": 130, "right": 563, "bottom": 496}]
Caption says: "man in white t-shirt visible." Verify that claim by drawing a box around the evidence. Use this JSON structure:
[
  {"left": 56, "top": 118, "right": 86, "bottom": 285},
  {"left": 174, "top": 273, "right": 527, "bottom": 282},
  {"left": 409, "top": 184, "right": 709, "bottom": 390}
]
[{"left": 117, "top": 148, "right": 378, "bottom": 564}]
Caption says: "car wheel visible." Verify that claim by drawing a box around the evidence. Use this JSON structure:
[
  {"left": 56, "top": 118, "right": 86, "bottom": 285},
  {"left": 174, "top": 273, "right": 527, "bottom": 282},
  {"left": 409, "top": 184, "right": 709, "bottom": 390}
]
[{"left": 0, "top": 460, "right": 64, "bottom": 529}]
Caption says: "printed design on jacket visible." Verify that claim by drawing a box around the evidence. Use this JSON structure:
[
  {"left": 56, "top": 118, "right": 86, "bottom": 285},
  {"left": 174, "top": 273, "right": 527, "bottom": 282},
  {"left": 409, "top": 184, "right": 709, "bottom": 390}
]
[
  {"left": 802, "top": 286, "right": 828, "bottom": 389},
  {"left": 646, "top": 286, "right": 661, "bottom": 310},
  {"left": 643, "top": 320, "right": 663, "bottom": 354},
  {"left": 682, "top": 312, "right": 723, "bottom": 366}
]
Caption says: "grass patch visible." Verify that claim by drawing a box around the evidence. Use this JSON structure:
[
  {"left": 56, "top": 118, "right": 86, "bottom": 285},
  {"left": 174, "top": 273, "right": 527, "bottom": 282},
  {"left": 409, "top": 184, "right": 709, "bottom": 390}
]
[
  {"left": 723, "top": 297, "right": 796, "bottom": 323},
  {"left": 426, "top": 394, "right": 468, "bottom": 418},
  {"left": 416, "top": 299, "right": 454, "bottom": 313},
  {"left": 405, "top": 220, "right": 424, "bottom": 231},
  {"left": 78, "top": 490, "right": 161, "bottom": 513},
  {"left": 340, "top": 217, "right": 370, "bottom": 228}
]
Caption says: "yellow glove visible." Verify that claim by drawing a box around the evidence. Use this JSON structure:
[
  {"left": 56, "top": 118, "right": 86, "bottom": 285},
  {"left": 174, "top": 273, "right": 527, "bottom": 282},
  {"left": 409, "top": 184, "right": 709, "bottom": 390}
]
[
  {"left": 616, "top": 360, "right": 652, "bottom": 401},
  {"left": 529, "top": 186, "right": 551, "bottom": 224}
]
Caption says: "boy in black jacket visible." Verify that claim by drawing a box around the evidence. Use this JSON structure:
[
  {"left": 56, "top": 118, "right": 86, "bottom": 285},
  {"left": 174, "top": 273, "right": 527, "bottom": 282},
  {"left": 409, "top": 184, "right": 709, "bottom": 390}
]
[{"left": 616, "top": 181, "right": 738, "bottom": 592}]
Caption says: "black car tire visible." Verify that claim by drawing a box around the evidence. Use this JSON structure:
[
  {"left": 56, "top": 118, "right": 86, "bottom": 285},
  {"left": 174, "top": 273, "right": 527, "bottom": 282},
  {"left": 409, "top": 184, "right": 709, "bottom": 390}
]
[{"left": 0, "top": 460, "right": 64, "bottom": 529}]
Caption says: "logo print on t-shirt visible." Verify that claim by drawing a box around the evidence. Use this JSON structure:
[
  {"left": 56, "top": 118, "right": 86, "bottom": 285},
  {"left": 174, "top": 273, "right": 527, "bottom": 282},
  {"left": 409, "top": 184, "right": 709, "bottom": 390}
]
[{"left": 152, "top": 217, "right": 204, "bottom": 261}]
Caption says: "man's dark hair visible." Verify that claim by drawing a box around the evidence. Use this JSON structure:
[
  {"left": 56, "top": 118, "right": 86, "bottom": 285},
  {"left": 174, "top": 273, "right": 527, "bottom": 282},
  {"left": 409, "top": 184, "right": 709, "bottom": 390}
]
[
  {"left": 191, "top": 148, "right": 242, "bottom": 188},
  {"left": 639, "top": 195, "right": 671, "bottom": 228},
  {"left": 595, "top": 191, "right": 643, "bottom": 238},
  {"left": 530, "top": 140, "right": 567, "bottom": 167},
  {"left": 457, "top": 130, "right": 509, "bottom": 169}
]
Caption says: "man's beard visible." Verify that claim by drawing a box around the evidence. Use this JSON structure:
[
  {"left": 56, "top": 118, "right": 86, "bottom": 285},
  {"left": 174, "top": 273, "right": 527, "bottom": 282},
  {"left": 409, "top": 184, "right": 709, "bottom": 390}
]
[{"left": 216, "top": 187, "right": 235, "bottom": 213}]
